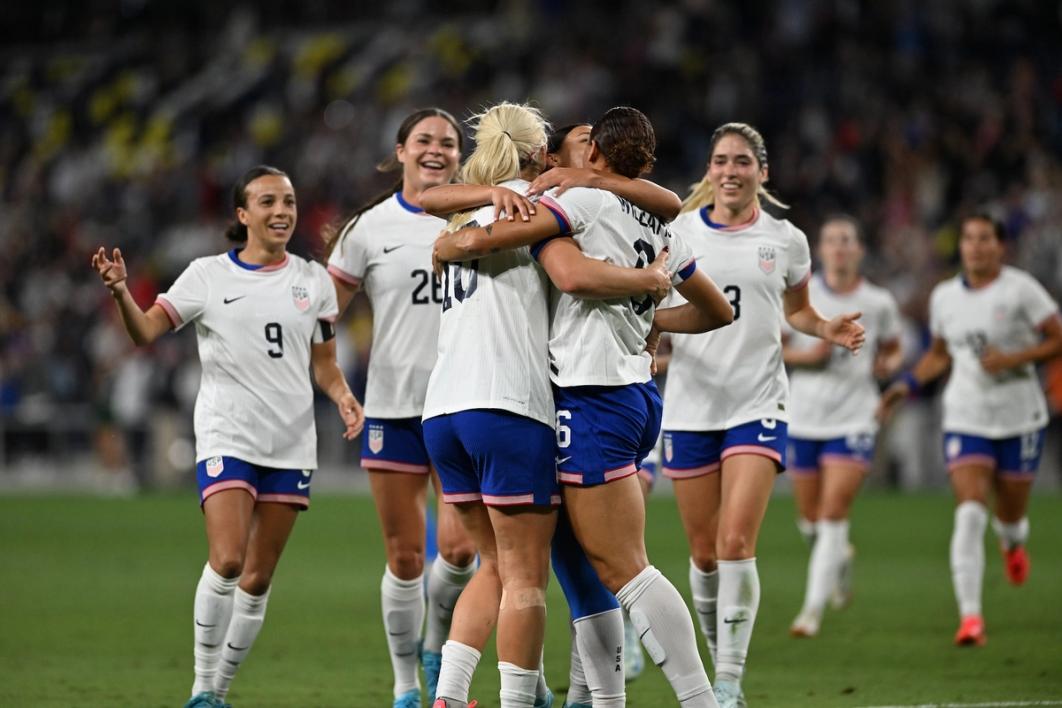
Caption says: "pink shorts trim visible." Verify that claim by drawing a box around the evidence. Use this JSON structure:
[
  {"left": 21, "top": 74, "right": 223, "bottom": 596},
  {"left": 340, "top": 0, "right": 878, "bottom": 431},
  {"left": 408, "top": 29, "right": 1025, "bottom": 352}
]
[
  {"left": 443, "top": 492, "right": 483, "bottom": 503},
  {"left": 481, "top": 492, "right": 561, "bottom": 507},
  {"left": 947, "top": 454, "right": 996, "bottom": 472},
  {"left": 999, "top": 470, "right": 1036, "bottom": 480},
  {"left": 558, "top": 465, "right": 638, "bottom": 486},
  {"left": 604, "top": 464, "right": 637, "bottom": 482},
  {"left": 258, "top": 493, "right": 310, "bottom": 508},
  {"left": 155, "top": 296, "right": 182, "bottom": 328},
  {"left": 662, "top": 462, "right": 721, "bottom": 480},
  {"left": 558, "top": 471, "right": 584, "bottom": 484},
  {"left": 202, "top": 480, "right": 257, "bottom": 502},
  {"left": 327, "top": 264, "right": 361, "bottom": 287},
  {"left": 363, "top": 459, "right": 431, "bottom": 474},
  {"left": 820, "top": 454, "right": 870, "bottom": 470},
  {"left": 721, "top": 445, "right": 783, "bottom": 464}
]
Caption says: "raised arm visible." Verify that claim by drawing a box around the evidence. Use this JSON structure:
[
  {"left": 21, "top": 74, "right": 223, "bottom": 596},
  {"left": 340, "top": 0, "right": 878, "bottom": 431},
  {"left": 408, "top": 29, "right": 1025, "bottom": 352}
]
[
  {"left": 536, "top": 239, "right": 670, "bottom": 300},
  {"left": 421, "top": 184, "right": 536, "bottom": 223},
  {"left": 529, "top": 168, "right": 681, "bottom": 220},
  {"left": 784, "top": 284, "right": 865, "bottom": 354},
  {"left": 877, "top": 336, "right": 951, "bottom": 422},
  {"left": 433, "top": 207, "right": 563, "bottom": 265},
  {"left": 92, "top": 246, "right": 172, "bottom": 346},
  {"left": 652, "top": 269, "right": 734, "bottom": 335},
  {"left": 311, "top": 335, "right": 365, "bottom": 440}
]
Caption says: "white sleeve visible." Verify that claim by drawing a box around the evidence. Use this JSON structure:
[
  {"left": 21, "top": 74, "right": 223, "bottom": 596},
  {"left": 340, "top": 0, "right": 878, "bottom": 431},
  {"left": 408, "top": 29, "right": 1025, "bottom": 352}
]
[
  {"left": 667, "top": 229, "right": 697, "bottom": 285},
  {"left": 785, "top": 224, "right": 812, "bottom": 290},
  {"left": 879, "top": 290, "right": 903, "bottom": 343},
  {"left": 928, "top": 284, "right": 947, "bottom": 338},
  {"left": 315, "top": 262, "right": 340, "bottom": 323},
  {"left": 155, "top": 260, "right": 209, "bottom": 331},
  {"left": 1018, "top": 272, "right": 1059, "bottom": 328},
  {"left": 540, "top": 187, "right": 602, "bottom": 238},
  {"left": 327, "top": 218, "right": 372, "bottom": 286}
]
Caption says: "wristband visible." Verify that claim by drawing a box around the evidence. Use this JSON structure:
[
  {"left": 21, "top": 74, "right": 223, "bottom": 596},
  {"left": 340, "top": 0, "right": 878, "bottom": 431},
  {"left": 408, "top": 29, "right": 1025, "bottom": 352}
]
[{"left": 900, "top": 371, "right": 922, "bottom": 395}]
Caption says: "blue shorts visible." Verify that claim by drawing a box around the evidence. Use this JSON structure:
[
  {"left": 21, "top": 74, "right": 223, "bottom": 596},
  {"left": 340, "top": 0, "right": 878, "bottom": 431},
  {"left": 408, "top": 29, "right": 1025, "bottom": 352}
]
[
  {"left": 662, "top": 418, "right": 788, "bottom": 479},
  {"left": 196, "top": 456, "right": 312, "bottom": 509},
  {"left": 787, "top": 433, "right": 875, "bottom": 475},
  {"left": 943, "top": 430, "right": 1045, "bottom": 479},
  {"left": 554, "top": 382, "right": 662, "bottom": 487},
  {"left": 423, "top": 409, "right": 560, "bottom": 507},
  {"left": 361, "top": 417, "right": 431, "bottom": 474}
]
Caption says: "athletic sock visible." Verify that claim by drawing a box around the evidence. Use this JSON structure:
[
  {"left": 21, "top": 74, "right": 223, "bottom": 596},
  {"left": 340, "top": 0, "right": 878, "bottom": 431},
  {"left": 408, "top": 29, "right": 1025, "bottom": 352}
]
[
  {"left": 801, "top": 520, "right": 848, "bottom": 618},
  {"left": 616, "top": 566, "right": 713, "bottom": 706},
  {"left": 536, "top": 651, "right": 551, "bottom": 703},
  {"left": 715, "top": 558, "right": 760, "bottom": 683},
  {"left": 796, "top": 517, "right": 817, "bottom": 546},
  {"left": 425, "top": 557, "right": 475, "bottom": 653},
  {"left": 951, "top": 501, "right": 987, "bottom": 617},
  {"left": 574, "top": 608, "right": 625, "bottom": 706},
  {"left": 688, "top": 559, "right": 719, "bottom": 664},
  {"left": 499, "top": 661, "right": 541, "bottom": 708},
  {"left": 191, "top": 563, "right": 239, "bottom": 696},
  {"left": 566, "top": 620, "right": 593, "bottom": 705},
  {"left": 991, "top": 516, "right": 1029, "bottom": 551},
  {"left": 436, "top": 640, "right": 481, "bottom": 705},
  {"left": 213, "top": 586, "right": 270, "bottom": 699},
  {"left": 381, "top": 566, "right": 425, "bottom": 697}
]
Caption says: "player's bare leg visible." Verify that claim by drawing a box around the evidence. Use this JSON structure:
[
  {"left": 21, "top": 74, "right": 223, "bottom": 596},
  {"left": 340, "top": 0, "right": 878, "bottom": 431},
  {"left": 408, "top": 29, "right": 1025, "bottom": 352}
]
[
  {"left": 992, "top": 475, "right": 1034, "bottom": 586},
  {"left": 790, "top": 473, "right": 821, "bottom": 546},
  {"left": 950, "top": 464, "right": 993, "bottom": 646},
  {"left": 673, "top": 471, "right": 722, "bottom": 663},
  {"left": 567, "top": 476, "right": 716, "bottom": 707}
]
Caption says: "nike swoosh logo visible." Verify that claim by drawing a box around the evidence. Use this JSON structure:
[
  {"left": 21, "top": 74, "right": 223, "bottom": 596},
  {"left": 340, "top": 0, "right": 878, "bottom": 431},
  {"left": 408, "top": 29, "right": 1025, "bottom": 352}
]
[
  {"left": 383, "top": 244, "right": 404, "bottom": 254},
  {"left": 556, "top": 456, "right": 572, "bottom": 465},
  {"left": 223, "top": 296, "right": 246, "bottom": 304},
  {"left": 195, "top": 620, "right": 216, "bottom": 628},
  {"left": 757, "top": 434, "right": 777, "bottom": 442},
  {"left": 723, "top": 617, "right": 748, "bottom": 624},
  {"left": 297, "top": 480, "right": 311, "bottom": 490},
  {"left": 226, "top": 643, "right": 250, "bottom": 651}
]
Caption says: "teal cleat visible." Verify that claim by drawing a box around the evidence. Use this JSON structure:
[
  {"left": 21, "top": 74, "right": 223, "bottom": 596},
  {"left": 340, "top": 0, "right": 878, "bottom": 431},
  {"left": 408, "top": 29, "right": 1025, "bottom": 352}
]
[
  {"left": 561, "top": 702, "right": 590, "bottom": 708},
  {"left": 623, "top": 614, "right": 645, "bottom": 682},
  {"left": 534, "top": 689, "right": 554, "bottom": 707},
  {"left": 713, "top": 679, "right": 747, "bottom": 708},
  {"left": 422, "top": 648, "right": 443, "bottom": 700},
  {"left": 394, "top": 688, "right": 421, "bottom": 708},
  {"left": 183, "top": 692, "right": 220, "bottom": 708}
]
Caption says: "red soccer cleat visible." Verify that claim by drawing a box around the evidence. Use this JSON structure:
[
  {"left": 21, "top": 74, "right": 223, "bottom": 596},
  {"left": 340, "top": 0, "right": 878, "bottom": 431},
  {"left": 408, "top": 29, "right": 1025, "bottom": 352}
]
[
  {"left": 432, "top": 701, "right": 477, "bottom": 708},
  {"left": 1003, "top": 544, "right": 1029, "bottom": 586},
  {"left": 954, "top": 615, "right": 987, "bottom": 647}
]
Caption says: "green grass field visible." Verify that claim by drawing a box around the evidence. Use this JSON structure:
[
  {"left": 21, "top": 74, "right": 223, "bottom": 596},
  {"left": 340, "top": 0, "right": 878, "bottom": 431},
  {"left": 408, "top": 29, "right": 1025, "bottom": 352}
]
[{"left": 2, "top": 491, "right": 1061, "bottom": 707}]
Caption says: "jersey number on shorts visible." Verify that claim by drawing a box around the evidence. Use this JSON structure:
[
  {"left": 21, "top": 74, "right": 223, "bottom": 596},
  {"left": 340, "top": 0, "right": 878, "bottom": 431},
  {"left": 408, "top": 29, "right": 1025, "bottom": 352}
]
[
  {"left": 556, "top": 410, "right": 572, "bottom": 449},
  {"left": 441, "top": 261, "right": 480, "bottom": 312},
  {"left": 724, "top": 285, "right": 741, "bottom": 320},
  {"left": 630, "top": 239, "right": 657, "bottom": 315},
  {"left": 265, "top": 322, "right": 284, "bottom": 358},
  {"left": 411, "top": 269, "right": 444, "bottom": 306}
]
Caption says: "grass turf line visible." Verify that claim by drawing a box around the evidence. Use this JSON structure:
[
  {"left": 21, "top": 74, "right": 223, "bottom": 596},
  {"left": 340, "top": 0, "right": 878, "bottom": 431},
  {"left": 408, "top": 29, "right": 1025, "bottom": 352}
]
[{"left": 0, "top": 492, "right": 1060, "bottom": 706}]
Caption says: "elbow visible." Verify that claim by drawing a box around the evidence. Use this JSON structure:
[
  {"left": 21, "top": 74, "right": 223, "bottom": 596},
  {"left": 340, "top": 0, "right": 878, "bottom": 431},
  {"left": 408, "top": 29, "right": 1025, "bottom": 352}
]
[
  {"left": 551, "top": 267, "right": 582, "bottom": 295},
  {"left": 661, "top": 197, "right": 682, "bottom": 222}
]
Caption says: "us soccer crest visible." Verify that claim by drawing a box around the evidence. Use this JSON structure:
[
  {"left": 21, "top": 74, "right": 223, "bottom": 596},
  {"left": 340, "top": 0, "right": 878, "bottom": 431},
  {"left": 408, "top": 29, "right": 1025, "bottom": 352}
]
[
  {"left": 664, "top": 434, "right": 673, "bottom": 462},
  {"left": 758, "top": 246, "right": 776, "bottom": 274},
  {"left": 368, "top": 426, "right": 384, "bottom": 454},
  {"left": 206, "top": 456, "right": 224, "bottom": 478},
  {"left": 292, "top": 285, "right": 310, "bottom": 312}
]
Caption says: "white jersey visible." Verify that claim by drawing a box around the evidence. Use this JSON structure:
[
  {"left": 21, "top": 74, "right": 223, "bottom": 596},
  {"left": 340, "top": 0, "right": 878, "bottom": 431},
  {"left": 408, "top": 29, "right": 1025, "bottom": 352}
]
[
  {"left": 930, "top": 266, "right": 1058, "bottom": 438},
  {"left": 540, "top": 187, "right": 696, "bottom": 387},
  {"left": 327, "top": 193, "right": 444, "bottom": 419},
  {"left": 662, "top": 208, "right": 812, "bottom": 430},
  {"left": 788, "top": 276, "right": 902, "bottom": 438},
  {"left": 423, "top": 180, "right": 554, "bottom": 426},
  {"left": 156, "top": 251, "right": 338, "bottom": 469}
]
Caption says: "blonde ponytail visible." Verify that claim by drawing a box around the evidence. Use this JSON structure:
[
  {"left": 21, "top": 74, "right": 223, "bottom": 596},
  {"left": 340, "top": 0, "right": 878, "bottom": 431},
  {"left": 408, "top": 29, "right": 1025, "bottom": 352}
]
[
  {"left": 681, "top": 122, "right": 790, "bottom": 215},
  {"left": 448, "top": 102, "right": 549, "bottom": 230}
]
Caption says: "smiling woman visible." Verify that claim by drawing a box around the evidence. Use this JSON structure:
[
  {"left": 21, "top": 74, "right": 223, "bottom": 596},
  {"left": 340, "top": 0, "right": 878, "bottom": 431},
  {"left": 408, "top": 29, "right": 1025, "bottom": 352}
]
[{"left": 91, "top": 164, "right": 365, "bottom": 708}]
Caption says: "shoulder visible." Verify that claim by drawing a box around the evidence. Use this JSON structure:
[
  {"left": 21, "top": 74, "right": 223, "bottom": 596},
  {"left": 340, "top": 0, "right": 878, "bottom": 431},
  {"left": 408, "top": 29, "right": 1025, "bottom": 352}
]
[
  {"left": 860, "top": 279, "right": 896, "bottom": 304},
  {"left": 766, "top": 214, "right": 808, "bottom": 246},
  {"left": 930, "top": 275, "right": 961, "bottom": 303},
  {"left": 1002, "top": 265, "right": 1041, "bottom": 289}
]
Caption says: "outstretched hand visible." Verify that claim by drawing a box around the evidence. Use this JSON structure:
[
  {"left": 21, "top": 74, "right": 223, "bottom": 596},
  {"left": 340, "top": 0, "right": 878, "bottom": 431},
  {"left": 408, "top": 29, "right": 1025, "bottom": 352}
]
[
  {"left": 92, "top": 247, "right": 128, "bottom": 294},
  {"left": 823, "top": 311, "right": 865, "bottom": 354}
]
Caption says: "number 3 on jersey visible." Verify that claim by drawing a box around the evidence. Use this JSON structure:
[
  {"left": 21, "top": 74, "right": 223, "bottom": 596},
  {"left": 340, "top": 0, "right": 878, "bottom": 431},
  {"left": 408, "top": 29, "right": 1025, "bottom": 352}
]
[
  {"left": 441, "top": 260, "right": 480, "bottom": 312},
  {"left": 724, "top": 285, "right": 741, "bottom": 320}
]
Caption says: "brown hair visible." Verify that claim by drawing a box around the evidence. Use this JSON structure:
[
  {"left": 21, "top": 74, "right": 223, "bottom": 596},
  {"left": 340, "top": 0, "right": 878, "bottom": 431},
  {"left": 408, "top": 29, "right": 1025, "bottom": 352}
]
[
  {"left": 589, "top": 107, "right": 655, "bottom": 179},
  {"left": 680, "top": 122, "right": 789, "bottom": 213},
  {"left": 224, "top": 165, "right": 289, "bottom": 242}
]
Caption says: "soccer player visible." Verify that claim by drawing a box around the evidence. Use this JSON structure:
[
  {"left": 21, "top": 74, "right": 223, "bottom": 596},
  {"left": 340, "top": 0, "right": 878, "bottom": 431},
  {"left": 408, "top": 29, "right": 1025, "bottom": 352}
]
[
  {"left": 435, "top": 106, "right": 735, "bottom": 708},
  {"left": 659, "top": 123, "right": 865, "bottom": 707},
  {"left": 879, "top": 214, "right": 1062, "bottom": 646},
  {"left": 92, "top": 165, "right": 364, "bottom": 708},
  {"left": 784, "top": 215, "right": 903, "bottom": 637},
  {"left": 322, "top": 108, "right": 478, "bottom": 707},
  {"left": 422, "top": 103, "right": 675, "bottom": 708}
]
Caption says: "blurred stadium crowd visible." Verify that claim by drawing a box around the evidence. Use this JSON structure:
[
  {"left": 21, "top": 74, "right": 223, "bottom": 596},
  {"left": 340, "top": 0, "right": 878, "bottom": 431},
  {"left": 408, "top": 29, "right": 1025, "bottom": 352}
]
[{"left": 2, "top": 0, "right": 1061, "bottom": 489}]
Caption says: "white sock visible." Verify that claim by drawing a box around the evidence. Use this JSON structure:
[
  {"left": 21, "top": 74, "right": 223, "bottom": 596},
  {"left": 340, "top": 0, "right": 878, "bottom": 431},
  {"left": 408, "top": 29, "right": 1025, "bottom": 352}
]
[
  {"left": 574, "top": 609, "right": 625, "bottom": 706},
  {"left": 951, "top": 501, "right": 987, "bottom": 617},
  {"left": 425, "top": 557, "right": 475, "bottom": 653},
  {"left": 688, "top": 560, "right": 718, "bottom": 665},
  {"left": 801, "top": 520, "right": 849, "bottom": 618},
  {"left": 191, "top": 563, "right": 239, "bottom": 696},
  {"left": 536, "top": 651, "right": 550, "bottom": 703},
  {"left": 213, "top": 586, "right": 270, "bottom": 699},
  {"left": 796, "top": 517, "right": 817, "bottom": 546},
  {"left": 715, "top": 558, "right": 760, "bottom": 683},
  {"left": 436, "top": 640, "right": 481, "bottom": 704},
  {"left": 566, "top": 620, "right": 593, "bottom": 705},
  {"left": 381, "top": 566, "right": 425, "bottom": 697},
  {"left": 616, "top": 566, "right": 714, "bottom": 706},
  {"left": 991, "top": 516, "right": 1029, "bottom": 551},
  {"left": 499, "top": 661, "right": 541, "bottom": 708}
]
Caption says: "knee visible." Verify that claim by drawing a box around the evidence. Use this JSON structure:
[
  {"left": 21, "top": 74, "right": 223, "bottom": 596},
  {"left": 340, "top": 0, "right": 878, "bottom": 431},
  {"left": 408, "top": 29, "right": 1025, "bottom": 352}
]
[
  {"left": 385, "top": 542, "right": 425, "bottom": 580},
  {"left": 438, "top": 538, "right": 477, "bottom": 569},
  {"left": 717, "top": 529, "right": 755, "bottom": 561},
  {"left": 240, "top": 569, "right": 273, "bottom": 596},
  {"left": 689, "top": 542, "right": 717, "bottom": 573},
  {"left": 210, "top": 552, "right": 245, "bottom": 580}
]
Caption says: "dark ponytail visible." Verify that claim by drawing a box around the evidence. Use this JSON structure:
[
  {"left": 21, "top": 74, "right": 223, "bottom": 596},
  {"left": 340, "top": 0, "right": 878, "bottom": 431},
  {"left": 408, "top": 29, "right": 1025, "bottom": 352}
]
[
  {"left": 225, "top": 165, "right": 289, "bottom": 242},
  {"left": 588, "top": 107, "right": 656, "bottom": 179},
  {"left": 321, "top": 107, "right": 464, "bottom": 259}
]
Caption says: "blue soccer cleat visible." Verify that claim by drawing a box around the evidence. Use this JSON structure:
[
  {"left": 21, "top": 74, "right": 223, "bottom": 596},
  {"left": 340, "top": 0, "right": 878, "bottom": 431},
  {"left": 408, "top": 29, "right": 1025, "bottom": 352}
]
[
  {"left": 394, "top": 688, "right": 421, "bottom": 708},
  {"left": 713, "top": 679, "right": 747, "bottom": 708},
  {"left": 534, "top": 689, "right": 554, "bottom": 707},
  {"left": 183, "top": 692, "right": 220, "bottom": 708},
  {"left": 422, "top": 648, "right": 443, "bottom": 700}
]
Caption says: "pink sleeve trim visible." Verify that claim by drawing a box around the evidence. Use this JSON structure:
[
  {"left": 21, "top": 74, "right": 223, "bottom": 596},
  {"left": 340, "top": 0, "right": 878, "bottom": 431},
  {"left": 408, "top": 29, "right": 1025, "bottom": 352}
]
[
  {"left": 538, "top": 195, "right": 572, "bottom": 230},
  {"left": 155, "top": 296, "right": 182, "bottom": 328},
  {"left": 787, "top": 270, "right": 812, "bottom": 292},
  {"left": 327, "top": 264, "right": 361, "bottom": 287}
]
